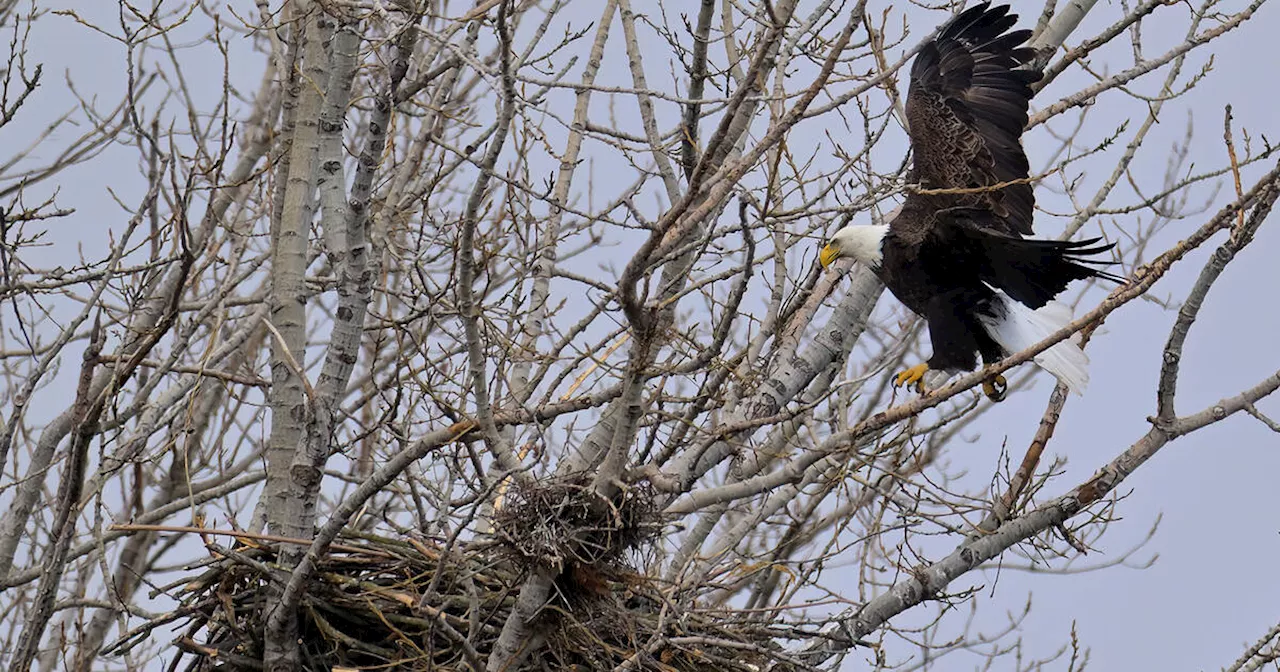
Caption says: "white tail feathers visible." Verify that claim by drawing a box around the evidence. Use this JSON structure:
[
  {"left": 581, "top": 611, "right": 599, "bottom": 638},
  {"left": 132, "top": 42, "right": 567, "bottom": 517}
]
[{"left": 977, "top": 292, "right": 1090, "bottom": 395}]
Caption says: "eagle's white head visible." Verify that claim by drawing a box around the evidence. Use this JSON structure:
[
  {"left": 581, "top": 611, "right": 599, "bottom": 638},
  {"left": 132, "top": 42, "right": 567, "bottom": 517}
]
[{"left": 820, "top": 224, "right": 889, "bottom": 269}]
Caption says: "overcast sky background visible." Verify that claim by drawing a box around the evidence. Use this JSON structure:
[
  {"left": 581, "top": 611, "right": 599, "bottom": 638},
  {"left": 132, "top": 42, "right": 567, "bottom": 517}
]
[{"left": 7, "top": 0, "right": 1280, "bottom": 669}]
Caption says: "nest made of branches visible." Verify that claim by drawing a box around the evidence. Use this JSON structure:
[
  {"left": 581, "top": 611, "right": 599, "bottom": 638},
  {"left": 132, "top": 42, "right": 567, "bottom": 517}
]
[
  {"left": 116, "top": 477, "right": 799, "bottom": 671},
  {"left": 491, "top": 474, "right": 662, "bottom": 571}
]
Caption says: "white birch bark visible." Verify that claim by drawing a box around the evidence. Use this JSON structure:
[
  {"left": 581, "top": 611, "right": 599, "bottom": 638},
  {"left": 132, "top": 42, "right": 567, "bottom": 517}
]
[{"left": 262, "top": 3, "right": 328, "bottom": 669}]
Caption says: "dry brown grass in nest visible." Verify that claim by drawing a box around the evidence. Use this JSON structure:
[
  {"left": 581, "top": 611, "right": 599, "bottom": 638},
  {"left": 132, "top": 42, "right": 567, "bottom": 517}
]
[
  {"left": 102, "top": 528, "right": 800, "bottom": 671},
  {"left": 491, "top": 474, "right": 661, "bottom": 572}
]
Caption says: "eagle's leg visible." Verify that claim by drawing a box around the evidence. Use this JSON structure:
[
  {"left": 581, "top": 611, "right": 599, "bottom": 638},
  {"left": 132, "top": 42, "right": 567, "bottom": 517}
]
[
  {"left": 982, "top": 375, "right": 1008, "bottom": 402},
  {"left": 893, "top": 363, "right": 930, "bottom": 393}
]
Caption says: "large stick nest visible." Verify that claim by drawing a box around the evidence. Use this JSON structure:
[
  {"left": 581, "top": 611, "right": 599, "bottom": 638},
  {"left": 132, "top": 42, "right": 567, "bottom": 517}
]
[{"left": 121, "top": 477, "right": 800, "bottom": 671}]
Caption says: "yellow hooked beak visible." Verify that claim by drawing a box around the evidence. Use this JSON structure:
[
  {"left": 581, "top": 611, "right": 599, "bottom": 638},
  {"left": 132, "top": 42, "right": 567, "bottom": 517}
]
[{"left": 819, "top": 243, "right": 840, "bottom": 269}]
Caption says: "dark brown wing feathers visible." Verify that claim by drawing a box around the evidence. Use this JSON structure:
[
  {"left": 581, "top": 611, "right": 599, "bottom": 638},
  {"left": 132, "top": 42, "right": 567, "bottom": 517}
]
[{"left": 904, "top": 3, "right": 1042, "bottom": 236}]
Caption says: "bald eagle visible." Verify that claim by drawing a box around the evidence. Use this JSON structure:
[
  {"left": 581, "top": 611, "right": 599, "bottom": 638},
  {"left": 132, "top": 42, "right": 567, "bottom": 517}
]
[{"left": 819, "top": 2, "right": 1121, "bottom": 400}]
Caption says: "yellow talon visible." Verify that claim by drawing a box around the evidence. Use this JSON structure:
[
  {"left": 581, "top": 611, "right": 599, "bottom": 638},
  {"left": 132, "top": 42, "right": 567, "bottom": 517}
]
[
  {"left": 982, "top": 374, "right": 1008, "bottom": 402},
  {"left": 893, "top": 363, "right": 930, "bottom": 393}
]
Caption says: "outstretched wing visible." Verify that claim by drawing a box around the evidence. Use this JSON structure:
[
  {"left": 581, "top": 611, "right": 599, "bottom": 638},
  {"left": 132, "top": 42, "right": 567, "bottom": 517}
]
[{"left": 905, "top": 2, "right": 1041, "bottom": 236}]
